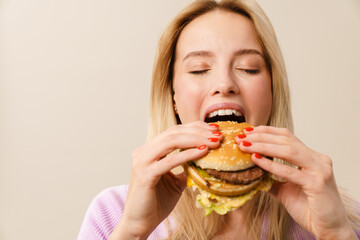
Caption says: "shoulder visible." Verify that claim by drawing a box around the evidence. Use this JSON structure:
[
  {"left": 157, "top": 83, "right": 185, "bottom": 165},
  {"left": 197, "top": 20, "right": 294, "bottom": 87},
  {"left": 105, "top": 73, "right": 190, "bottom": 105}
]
[
  {"left": 87, "top": 184, "right": 129, "bottom": 224},
  {"left": 92, "top": 184, "right": 129, "bottom": 209},
  {"left": 77, "top": 185, "right": 129, "bottom": 240}
]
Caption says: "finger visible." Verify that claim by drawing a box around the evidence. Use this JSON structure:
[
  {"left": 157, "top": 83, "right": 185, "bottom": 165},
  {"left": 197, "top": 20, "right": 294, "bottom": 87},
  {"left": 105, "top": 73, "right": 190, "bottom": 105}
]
[
  {"left": 144, "top": 124, "right": 223, "bottom": 162},
  {"left": 235, "top": 132, "right": 288, "bottom": 146},
  {"left": 154, "top": 146, "right": 209, "bottom": 176},
  {"left": 238, "top": 139, "right": 310, "bottom": 168},
  {"left": 251, "top": 153, "right": 307, "bottom": 186},
  {"left": 183, "top": 121, "right": 221, "bottom": 131},
  {"left": 244, "top": 125, "right": 293, "bottom": 137}
]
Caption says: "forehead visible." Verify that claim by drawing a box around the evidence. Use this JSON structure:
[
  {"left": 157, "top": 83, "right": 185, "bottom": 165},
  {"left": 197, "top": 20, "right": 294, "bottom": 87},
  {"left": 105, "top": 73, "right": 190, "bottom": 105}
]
[{"left": 176, "top": 10, "right": 262, "bottom": 59}]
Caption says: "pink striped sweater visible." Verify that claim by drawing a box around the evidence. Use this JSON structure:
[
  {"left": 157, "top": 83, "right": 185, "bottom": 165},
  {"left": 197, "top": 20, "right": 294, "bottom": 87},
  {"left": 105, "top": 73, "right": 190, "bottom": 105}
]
[{"left": 78, "top": 185, "right": 359, "bottom": 240}]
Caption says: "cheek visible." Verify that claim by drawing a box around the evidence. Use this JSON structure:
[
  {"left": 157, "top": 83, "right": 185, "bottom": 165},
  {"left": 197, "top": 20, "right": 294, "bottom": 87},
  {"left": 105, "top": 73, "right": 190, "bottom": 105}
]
[
  {"left": 245, "top": 76, "right": 272, "bottom": 124},
  {"left": 173, "top": 78, "right": 205, "bottom": 123}
]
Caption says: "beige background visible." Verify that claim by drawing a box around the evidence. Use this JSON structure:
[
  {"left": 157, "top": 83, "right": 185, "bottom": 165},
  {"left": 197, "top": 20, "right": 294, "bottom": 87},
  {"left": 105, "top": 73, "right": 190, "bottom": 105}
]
[{"left": 1, "top": 0, "right": 359, "bottom": 239}]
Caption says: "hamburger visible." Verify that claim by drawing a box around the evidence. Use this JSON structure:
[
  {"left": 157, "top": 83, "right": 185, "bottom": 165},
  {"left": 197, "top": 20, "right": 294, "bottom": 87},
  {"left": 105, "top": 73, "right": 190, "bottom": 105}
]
[{"left": 183, "top": 121, "right": 272, "bottom": 215}]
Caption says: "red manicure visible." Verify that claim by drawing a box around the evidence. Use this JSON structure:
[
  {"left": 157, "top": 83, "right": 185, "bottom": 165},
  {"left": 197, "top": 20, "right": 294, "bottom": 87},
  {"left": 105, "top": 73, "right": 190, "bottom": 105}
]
[
  {"left": 198, "top": 145, "right": 206, "bottom": 150},
  {"left": 254, "top": 153, "right": 262, "bottom": 159},
  {"left": 244, "top": 127, "right": 254, "bottom": 132},
  {"left": 242, "top": 141, "right": 252, "bottom": 147},
  {"left": 209, "top": 123, "right": 219, "bottom": 128},
  {"left": 208, "top": 137, "right": 219, "bottom": 142},
  {"left": 237, "top": 134, "right": 246, "bottom": 139},
  {"left": 213, "top": 132, "right": 222, "bottom": 136}
]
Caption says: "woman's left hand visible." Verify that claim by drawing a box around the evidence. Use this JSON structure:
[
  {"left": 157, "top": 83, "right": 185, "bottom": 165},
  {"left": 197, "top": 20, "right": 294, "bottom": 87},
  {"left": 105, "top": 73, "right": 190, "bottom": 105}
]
[{"left": 235, "top": 125, "right": 357, "bottom": 240}]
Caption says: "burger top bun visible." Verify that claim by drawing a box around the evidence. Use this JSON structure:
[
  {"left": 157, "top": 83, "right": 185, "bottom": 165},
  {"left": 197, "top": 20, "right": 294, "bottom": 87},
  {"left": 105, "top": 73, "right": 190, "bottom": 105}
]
[{"left": 194, "top": 121, "right": 255, "bottom": 171}]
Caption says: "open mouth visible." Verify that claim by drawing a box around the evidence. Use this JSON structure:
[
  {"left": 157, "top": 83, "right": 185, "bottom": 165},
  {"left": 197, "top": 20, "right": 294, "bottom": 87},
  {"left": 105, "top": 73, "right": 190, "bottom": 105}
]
[{"left": 204, "top": 109, "right": 246, "bottom": 123}]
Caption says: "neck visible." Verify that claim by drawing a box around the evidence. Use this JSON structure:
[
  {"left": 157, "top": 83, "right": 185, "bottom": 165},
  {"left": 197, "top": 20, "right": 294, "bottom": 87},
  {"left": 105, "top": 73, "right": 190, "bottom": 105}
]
[
  {"left": 226, "top": 207, "right": 247, "bottom": 229},
  {"left": 213, "top": 206, "right": 250, "bottom": 239}
]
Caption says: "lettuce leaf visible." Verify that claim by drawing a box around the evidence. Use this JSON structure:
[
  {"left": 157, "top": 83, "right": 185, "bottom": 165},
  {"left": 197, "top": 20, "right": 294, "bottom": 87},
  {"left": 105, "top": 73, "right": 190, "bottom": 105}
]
[{"left": 187, "top": 176, "right": 273, "bottom": 216}]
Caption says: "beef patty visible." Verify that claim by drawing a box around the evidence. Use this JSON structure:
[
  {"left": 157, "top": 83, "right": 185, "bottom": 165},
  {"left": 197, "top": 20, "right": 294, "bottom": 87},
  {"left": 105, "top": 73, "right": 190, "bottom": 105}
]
[{"left": 205, "top": 166, "right": 265, "bottom": 185}]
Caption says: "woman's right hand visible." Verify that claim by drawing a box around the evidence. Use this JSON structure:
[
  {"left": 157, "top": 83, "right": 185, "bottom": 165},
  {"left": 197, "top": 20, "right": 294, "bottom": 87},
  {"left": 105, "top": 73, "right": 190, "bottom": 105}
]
[{"left": 109, "top": 121, "right": 222, "bottom": 240}]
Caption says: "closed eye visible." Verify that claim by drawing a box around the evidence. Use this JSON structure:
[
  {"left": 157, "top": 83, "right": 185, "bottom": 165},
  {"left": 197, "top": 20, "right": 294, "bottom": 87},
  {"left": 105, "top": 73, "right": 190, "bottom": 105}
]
[
  {"left": 236, "top": 68, "right": 260, "bottom": 75},
  {"left": 189, "top": 69, "right": 210, "bottom": 75},
  {"left": 244, "top": 69, "right": 259, "bottom": 74}
]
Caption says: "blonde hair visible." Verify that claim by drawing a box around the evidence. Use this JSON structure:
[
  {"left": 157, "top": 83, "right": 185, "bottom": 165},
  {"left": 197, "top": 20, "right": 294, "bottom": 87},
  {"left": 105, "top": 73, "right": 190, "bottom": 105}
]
[{"left": 148, "top": 0, "right": 360, "bottom": 239}]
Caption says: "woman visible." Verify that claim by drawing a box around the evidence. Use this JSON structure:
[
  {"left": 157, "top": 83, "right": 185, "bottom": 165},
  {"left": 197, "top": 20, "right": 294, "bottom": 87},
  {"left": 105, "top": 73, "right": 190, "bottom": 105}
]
[{"left": 78, "top": 0, "right": 360, "bottom": 239}]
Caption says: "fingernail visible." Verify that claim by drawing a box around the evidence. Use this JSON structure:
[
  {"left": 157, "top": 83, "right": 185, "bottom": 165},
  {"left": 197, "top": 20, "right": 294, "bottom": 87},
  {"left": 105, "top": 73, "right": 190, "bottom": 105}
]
[
  {"left": 198, "top": 145, "right": 206, "bottom": 150},
  {"left": 244, "top": 127, "right": 254, "bottom": 132},
  {"left": 212, "top": 132, "right": 222, "bottom": 136},
  {"left": 209, "top": 123, "right": 219, "bottom": 128},
  {"left": 208, "top": 137, "right": 219, "bottom": 142},
  {"left": 237, "top": 134, "right": 246, "bottom": 139},
  {"left": 242, "top": 141, "right": 252, "bottom": 147},
  {"left": 254, "top": 153, "right": 261, "bottom": 159}
]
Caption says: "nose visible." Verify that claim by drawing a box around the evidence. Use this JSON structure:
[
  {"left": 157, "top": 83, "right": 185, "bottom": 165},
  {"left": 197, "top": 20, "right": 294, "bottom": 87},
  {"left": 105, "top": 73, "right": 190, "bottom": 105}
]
[{"left": 211, "top": 70, "right": 240, "bottom": 96}]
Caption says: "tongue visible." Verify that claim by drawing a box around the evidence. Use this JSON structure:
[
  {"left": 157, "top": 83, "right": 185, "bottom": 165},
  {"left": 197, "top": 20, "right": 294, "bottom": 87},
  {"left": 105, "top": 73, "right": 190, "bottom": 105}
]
[{"left": 205, "top": 114, "right": 245, "bottom": 123}]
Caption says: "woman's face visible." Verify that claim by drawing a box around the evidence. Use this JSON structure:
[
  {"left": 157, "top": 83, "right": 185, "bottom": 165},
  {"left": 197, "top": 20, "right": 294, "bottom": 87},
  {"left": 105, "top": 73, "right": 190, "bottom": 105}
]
[{"left": 173, "top": 10, "right": 272, "bottom": 126}]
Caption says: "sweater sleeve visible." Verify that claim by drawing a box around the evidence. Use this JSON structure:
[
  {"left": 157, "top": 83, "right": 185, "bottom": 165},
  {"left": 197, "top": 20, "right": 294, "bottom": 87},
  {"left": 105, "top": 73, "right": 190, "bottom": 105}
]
[
  {"left": 77, "top": 185, "right": 175, "bottom": 240},
  {"left": 77, "top": 185, "right": 129, "bottom": 240}
]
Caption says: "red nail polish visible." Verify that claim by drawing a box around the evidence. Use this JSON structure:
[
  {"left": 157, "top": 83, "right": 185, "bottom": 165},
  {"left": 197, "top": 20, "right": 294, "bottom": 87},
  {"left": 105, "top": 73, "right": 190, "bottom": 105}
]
[
  {"left": 237, "top": 134, "right": 246, "bottom": 139},
  {"left": 209, "top": 123, "right": 219, "bottom": 128},
  {"left": 254, "top": 153, "right": 261, "bottom": 159},
  {"left": 245, "top": 127, "right": 254, "bottom": 132},
  {"left": 213, "top": 132, "right": 222, "bottom": 136},
  {"left": 242, "top": 141, "right": 252, "bottom": 147},
  {"left": 198, "top": 145, "right": 206, "bottom": 150},
  {"left": 208, "top": 137, "right": 219, "bottom": 142}
]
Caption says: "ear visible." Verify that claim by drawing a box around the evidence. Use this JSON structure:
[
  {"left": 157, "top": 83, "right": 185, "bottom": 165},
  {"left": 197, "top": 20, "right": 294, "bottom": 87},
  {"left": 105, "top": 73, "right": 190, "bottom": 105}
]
[
  {"left": 173, "top": 91, "right": 178, "bottom": 114},
  {"left": 172, "top": 92, "right": 181, "bottom": 124}
]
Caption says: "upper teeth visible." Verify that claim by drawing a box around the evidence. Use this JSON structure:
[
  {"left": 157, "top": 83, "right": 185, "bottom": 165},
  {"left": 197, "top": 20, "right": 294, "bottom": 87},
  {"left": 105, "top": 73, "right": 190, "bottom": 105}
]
[{"left": 207, "top": 109, "right": 241, "bottom": 118}]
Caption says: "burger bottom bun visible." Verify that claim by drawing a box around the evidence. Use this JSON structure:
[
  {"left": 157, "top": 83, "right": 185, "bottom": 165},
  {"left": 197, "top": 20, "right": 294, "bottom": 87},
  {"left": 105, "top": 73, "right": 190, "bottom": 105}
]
[
  {"left": 185, "top": 163, "right": 273, "bottom": 215},
  {"left": 184, "top": 162, "right": 261, "bottom": 197},
  {"left": 188, "top": 175, "right": 273, "bottom": 215}
]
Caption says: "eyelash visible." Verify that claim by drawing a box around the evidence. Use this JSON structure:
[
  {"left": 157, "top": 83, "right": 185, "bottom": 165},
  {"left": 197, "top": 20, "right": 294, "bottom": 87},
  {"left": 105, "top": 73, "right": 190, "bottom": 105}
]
[
  {"left": 189, "top": 70, "right": 209, "bottom": 75},
  {"left": 243, "top": 69, "right": 259, "bottom": 74},
  {"left": 189, "top": 69, "right": 259, "bottom": 75},
  {"left": 234, "top": 67, "right": 260, "bottom": 75}
]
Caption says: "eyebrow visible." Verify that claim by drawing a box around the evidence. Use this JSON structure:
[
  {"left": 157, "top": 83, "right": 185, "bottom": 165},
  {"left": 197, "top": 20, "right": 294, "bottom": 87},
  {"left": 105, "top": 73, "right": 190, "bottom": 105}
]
[
  {"left": 183, "top": 51, "right": 214, "bottom": 61},
  {"left": 234, "top": 49, "right": 264, "bottom": 59},
  {"left": 182, "top": 49, "right": 264, "bottom": 62}
]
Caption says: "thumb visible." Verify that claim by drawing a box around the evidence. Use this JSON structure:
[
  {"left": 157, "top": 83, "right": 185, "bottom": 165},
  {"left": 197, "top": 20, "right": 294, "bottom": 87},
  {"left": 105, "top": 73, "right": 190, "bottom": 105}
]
[
  {"left": 269, "top": 181, "right": 283, "bottom": 199},
  {"left": 173, "top": 171, "right": 187, "bottom": 191}
]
